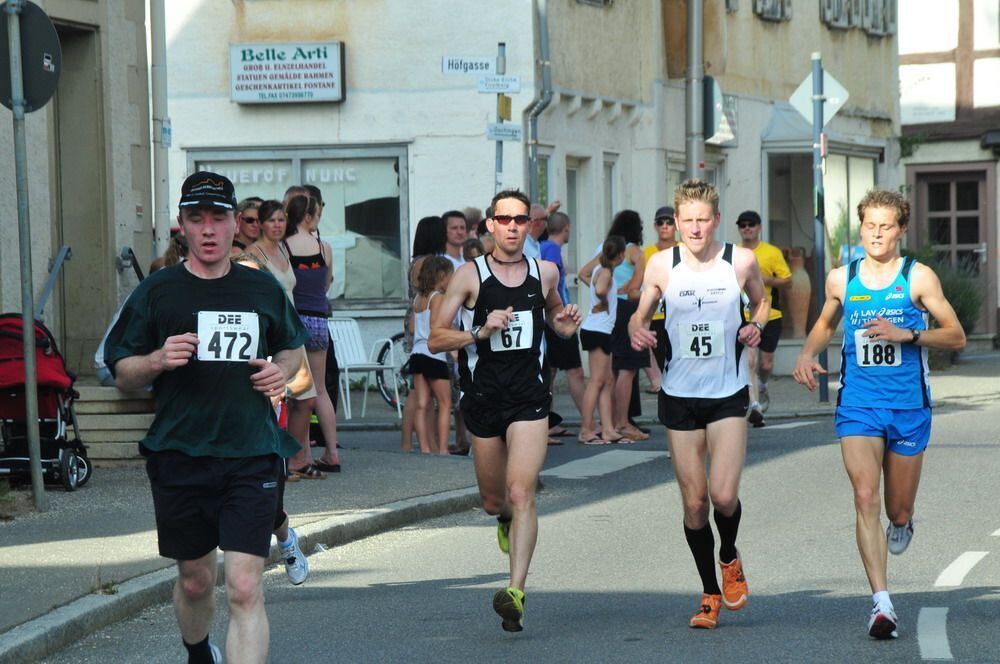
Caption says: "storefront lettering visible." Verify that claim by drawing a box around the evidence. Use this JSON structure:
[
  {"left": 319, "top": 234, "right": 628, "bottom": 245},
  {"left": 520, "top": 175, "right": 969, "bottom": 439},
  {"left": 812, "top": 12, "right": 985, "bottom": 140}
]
[
  {"left": 240, "top": 46, "right": 330, "bottom": 63},
  {"left": 305, "top": 168, "right": 358, "bottom": 184},
  {"left": 199, "top": 164, "right": 291, "bottom": 186}
]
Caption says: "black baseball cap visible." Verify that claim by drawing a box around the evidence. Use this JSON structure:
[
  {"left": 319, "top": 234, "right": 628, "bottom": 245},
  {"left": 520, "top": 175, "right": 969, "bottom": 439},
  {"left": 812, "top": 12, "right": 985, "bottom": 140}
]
[
  {"left": 179, "top": 171, "right": 237, "bottom": 211},
  {"left": 736, "top": 210, "right": 761, "bottom": 226},
  {"left": 654, "top": 206, "right": 675, "bottom": 221}
]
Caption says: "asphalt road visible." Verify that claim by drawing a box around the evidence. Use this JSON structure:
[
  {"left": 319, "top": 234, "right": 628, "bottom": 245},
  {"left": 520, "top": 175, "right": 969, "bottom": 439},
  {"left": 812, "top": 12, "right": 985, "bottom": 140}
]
[{"left": 44, "top": 399, "right": 1000, "bottom": 663}]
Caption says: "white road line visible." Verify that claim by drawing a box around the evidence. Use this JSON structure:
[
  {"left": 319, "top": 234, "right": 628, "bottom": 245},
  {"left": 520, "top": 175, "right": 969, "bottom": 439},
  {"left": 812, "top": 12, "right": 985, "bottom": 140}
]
[
  {"left": 918, "top": 607, "right": 953, "bottom": 660},
  {"left": 541, "top": 450, "right": 663, "bottom": 479},
  {"left": 934, "top": 551, "right": 989, "bottom": 587},
  {"left": 761, "top": 420, "right": 818, "bottom": 430},
  {"left": 992, "top": 527, "right": 1000, "bottom": 537}
]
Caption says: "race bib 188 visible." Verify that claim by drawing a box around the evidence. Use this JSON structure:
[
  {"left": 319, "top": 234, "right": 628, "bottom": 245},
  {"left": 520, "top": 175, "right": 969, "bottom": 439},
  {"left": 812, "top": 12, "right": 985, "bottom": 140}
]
[
  {"left": 854, "top": 329, "right": 902, "bottom": 368},
  {"left": 489, "top": 309, "right": 534, "bottom": 352},
  {"left": 197, "top": 311, "right": 260, "bottom": 362},
  {"left": 679, "top": 320, "right": 725, "bottom": 360}
]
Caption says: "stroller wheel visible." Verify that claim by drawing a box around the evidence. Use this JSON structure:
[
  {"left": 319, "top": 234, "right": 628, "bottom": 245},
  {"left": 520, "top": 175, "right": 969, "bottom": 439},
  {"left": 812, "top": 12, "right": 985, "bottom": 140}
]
[
  {"left": 76, "top": 453, "right": 92, "bottom": 487},
  {"left": 59, "top": 450, "right": 80, "bottom": 491}
]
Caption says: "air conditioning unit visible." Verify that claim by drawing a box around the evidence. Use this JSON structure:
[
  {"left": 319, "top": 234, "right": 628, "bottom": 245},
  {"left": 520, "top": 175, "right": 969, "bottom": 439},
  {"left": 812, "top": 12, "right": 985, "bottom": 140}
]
[
  {"left": 726, "top": 0, "right": 740, "bottom": 12},
  {"left": 848, "top": 0, "right": 866, "bottom": 27},
  {"left": 753, "top": 0, "right": 791, "bottom": 21},
  {"left": 864, "top": 0, "right": 896, "bottom": 36},
  {"left": 822, "top": 0, "right": 849, "bottom": 29}
]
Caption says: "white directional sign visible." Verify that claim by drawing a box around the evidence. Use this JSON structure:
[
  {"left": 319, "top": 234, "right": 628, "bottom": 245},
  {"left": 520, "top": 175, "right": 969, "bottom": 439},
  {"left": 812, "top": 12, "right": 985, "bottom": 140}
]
[
  {"left": 478, "top": 74, "right": 521, "bottom": 94},
  {"left": 441, "top": 56, "right": 494, "bottom": 75},
  {"left": 789, "top": 71, "right": 849, "bottom": 128},
  {"left": 486, "top": 123, "right": 522, "bottom": 142}
]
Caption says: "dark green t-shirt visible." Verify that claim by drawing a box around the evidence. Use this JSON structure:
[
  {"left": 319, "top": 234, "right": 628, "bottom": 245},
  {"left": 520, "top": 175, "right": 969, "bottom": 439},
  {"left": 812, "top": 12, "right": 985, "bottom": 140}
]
[{"left": 104, "top": 263, "right": 309, "bottom": 458}]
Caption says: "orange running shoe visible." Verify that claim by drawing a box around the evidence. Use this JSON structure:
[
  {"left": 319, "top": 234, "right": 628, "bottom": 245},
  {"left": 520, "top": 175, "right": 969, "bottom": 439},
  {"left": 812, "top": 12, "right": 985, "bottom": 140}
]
[
  {"left": 689, "top": 593, "right": 722, "bottom": 629},
  {"left": 719, "top": 553, "right": 748, "bottom": 610}
]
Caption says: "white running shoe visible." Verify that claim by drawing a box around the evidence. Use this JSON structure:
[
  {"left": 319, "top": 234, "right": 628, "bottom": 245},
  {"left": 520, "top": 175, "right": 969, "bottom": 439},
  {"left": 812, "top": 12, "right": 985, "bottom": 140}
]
[
  {"left": 886, "top": 519, "right": 914, "bottom": 555},
  {"left": 758, "top": 384, "right": 770, "bottom": 412},
  {"left": 281, "top": 528, "right": 309, "bottom": 585},
  {"left": 209, "top": 641, "right": 222, "bottom": 663},
  {"left": 748, "top": 402, "right": 765, "bottom": 428},
  {"left": 867, "top": 603, "right": 899, "bottom": 639}
]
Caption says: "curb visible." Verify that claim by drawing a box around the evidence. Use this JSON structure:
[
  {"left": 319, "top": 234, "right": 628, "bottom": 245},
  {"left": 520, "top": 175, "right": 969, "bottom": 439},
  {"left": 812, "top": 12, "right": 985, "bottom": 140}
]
[{"left": 0, "top": 486, "right": 480, "bottom": 664}]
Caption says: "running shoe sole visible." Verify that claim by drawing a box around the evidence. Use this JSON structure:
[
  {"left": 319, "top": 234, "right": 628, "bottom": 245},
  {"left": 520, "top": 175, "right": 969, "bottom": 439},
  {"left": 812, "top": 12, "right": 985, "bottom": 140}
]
[
  {"left": 868, "top": 613, "right": 899, "bottom": 639},
  {"left": 497, "top": 519, "right": 511, "bottom": 554},
  {"left": 720, "top": 555, "right": 748, "bottom": 611},
  {"left": 689, "top": 594, "right": 722, "bottom": 629},
  {"left": 886, "top": 519, "right": 914, "bottom": 555},
  {"left": 493, "top": 588, "right": 525, "bottom": 632}
]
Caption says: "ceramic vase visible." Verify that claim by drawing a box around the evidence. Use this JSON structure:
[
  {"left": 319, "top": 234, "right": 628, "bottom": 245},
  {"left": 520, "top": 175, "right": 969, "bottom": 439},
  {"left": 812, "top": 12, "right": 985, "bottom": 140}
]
[{"left": 786, "top": 248, "right": 811, "bottom": 338}]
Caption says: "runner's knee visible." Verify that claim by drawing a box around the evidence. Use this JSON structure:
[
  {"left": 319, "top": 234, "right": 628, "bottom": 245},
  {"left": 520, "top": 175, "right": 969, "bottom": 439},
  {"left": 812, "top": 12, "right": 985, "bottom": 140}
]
[
  {"left": 177, "top": 563, "right": 214, "bottom": 602},
  {"left": 853, "top": 485, "right": 881, "bottom": 514},
  {"left": 506, "top": 481, "right": 536, "bottom": 511},
  {"left": 226, "top": 569, "right": 263, "bottom": 611},
  {"left": 709, "top": 488, "right": 739, "bottom": 514}
]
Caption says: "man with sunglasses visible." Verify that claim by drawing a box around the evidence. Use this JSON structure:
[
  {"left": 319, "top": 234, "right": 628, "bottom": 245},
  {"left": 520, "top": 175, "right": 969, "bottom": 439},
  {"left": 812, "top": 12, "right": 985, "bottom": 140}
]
[
  {"left": 429, "top": 189, "right": 582, "bottom": 633},
  {"left": 642, "top": 206, "right": 678, "bottom": 387},
  {"left": 735, "top": 210, "right": 791, "bottom": 426},
  {"left": 232, "top": 197, "right": 263, "bottom": 254}
]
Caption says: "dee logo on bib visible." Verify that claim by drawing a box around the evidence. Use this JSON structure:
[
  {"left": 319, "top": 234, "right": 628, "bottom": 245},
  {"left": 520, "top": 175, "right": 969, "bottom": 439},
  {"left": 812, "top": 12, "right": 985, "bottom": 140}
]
[{"left": 197, "top": 311, "right": 260, "bottom": 362}]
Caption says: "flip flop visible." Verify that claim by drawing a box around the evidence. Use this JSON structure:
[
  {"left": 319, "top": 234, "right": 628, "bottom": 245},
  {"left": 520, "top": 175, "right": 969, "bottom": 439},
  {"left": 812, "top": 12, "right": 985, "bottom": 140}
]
[
  {"left": 314, "top": 460, "right": 341, "bottom": 473},
  {"left": 578, "top": 434, "right": 612, "bottom": 445},
  {"left": 547, "top": 438, "right": 564, "bottom": 446},
  {"left": 549, "top": 427, "right": 574, "bottom": 437},
  {"left": 288, "top": 464, "right": 327, "bottom": 479}
]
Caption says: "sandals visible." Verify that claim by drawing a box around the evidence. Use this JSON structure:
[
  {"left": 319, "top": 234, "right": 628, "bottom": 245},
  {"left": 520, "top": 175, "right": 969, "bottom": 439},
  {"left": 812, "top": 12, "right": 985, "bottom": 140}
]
[
  {"left": 288, "top": 463, "right": 327, "bottom": 480},
  {"left": 617, "top": 426, "right": 650, "bottom": 441},
  {"left": 548, "top": 427, "right": 574, "bottom": 437},
  {"left": 578, "top": 434, "right": 612, "bottom": 445},
  {"left": 313, "top": 460, "right": 341, "bottom": 473}
]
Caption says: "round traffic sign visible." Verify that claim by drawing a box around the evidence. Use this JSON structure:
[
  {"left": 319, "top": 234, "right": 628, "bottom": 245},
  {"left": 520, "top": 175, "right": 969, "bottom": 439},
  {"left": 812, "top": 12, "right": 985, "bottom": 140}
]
[{"left": 0, "top": 1, "right": 62, "bottom": 112}]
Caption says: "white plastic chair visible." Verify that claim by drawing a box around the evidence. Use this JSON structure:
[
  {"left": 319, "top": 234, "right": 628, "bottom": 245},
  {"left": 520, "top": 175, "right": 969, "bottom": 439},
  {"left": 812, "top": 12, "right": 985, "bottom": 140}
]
[{"left": 327, "top": 316, "right": 401, "bottom": 419}]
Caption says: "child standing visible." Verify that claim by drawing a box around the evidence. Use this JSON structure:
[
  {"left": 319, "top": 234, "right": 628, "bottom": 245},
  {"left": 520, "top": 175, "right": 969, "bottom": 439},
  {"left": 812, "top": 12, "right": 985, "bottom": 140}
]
[
  {"left": 409, "top": 256, "right": 455, "bottom": 454},
  {"left": 578, "top": 236, "right": 627, "bottom": 444}
]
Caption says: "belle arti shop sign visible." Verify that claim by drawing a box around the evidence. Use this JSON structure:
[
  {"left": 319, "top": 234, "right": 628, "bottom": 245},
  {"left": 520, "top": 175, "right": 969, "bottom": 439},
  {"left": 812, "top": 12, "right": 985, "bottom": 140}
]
[{"left": 230, "top": 42, "right": 345, "bottom": 104}]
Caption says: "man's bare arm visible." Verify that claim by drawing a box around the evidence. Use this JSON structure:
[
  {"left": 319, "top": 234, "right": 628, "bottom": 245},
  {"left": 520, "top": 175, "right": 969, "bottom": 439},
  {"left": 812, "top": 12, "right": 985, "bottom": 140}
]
[
  {"left": 428, "top": 263, "right": 485, "bottom": 353},
  {"left": 114, "top": 332, "right": 199, "bottom": 391}
]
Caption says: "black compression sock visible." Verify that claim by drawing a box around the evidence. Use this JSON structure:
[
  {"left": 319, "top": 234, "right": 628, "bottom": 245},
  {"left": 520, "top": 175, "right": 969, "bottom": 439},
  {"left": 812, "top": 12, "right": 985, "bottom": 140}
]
[
  {"left": 183, "top": 635, "right": 214, "bottom": 664},
  {"left": 713, "top": 501, "right": 742, "bottom": 564},
  {"left": 684, "top": 524, "right": 721, "bottom": 595}
]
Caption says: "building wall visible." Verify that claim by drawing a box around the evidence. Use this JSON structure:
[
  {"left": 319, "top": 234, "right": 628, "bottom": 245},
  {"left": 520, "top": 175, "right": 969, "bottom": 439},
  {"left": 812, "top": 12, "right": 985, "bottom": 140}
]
[{"left": 0, "top": 0, "right": 150, "bottom": 374}]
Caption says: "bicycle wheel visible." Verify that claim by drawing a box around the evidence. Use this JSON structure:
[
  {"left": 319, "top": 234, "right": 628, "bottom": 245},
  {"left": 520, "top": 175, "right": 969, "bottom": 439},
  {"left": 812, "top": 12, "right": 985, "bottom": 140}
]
[{"left": 376, "top": 332, "right": 409, "bottom": 410}]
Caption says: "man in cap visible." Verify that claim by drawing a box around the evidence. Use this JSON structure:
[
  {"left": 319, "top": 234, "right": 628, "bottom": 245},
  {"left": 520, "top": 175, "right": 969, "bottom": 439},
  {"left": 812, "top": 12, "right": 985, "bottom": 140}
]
[
  {"left": 735, "top": 210, "right": 791, "bottom": 426},
  {"left": 104, "top": 171, "right": 309, "bottom": 663}
]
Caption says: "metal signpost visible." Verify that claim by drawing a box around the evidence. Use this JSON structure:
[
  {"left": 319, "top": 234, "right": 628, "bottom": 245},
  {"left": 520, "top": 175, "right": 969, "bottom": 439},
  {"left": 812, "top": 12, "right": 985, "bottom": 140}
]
[
  {"left": 491, "top": 43, "right": 506, "bottom": 193},
  {"left": 1, "top": 0, "right": 62, "bottom": 509},
  {"left": 789, "top": 54, "right": 849, "bottom": 403}
]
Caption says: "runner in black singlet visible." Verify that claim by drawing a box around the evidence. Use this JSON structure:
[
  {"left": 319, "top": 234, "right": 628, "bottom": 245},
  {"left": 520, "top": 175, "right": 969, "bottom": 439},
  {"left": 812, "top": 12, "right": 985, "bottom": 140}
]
[{"left": 429, "top": 189, "right": 581, "bottom": 633}]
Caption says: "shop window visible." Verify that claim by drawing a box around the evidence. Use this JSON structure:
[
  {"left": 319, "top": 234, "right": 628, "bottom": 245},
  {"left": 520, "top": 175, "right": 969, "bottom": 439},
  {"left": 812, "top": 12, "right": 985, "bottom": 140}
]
[{"left": 192, "top": 145, "right": 408, "bottom": 307}]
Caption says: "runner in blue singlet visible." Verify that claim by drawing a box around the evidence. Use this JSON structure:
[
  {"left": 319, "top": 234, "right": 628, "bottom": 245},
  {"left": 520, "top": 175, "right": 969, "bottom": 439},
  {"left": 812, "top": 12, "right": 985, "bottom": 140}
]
[{"left": 793, "top": 189, "right": 966, "bottom": 641}]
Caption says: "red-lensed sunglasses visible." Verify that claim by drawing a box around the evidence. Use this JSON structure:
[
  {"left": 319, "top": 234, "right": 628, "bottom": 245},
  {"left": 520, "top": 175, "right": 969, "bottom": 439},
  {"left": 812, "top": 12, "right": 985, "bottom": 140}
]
[{"left": 493, "top": 214, "right": 531, "bottom": 225}]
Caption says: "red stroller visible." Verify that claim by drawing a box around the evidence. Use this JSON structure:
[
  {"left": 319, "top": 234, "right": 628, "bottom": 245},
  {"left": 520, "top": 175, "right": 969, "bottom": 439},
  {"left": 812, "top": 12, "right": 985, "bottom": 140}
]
[{"left": 0, "top": 313, "right": 91, "bottom": 490}]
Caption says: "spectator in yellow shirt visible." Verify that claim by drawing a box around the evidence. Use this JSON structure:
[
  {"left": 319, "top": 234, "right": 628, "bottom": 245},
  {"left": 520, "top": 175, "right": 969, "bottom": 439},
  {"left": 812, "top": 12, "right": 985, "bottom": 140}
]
[
  {"left": 736, "top": 210, "right": 791, "bottom": 426},
  {"left": 641, "top": 206, "right": 678, "bottom": 392}
]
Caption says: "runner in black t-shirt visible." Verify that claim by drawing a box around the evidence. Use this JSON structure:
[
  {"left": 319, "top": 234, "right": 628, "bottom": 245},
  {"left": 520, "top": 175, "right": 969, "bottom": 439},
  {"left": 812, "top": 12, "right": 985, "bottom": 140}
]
[
  {"left": 104, "top": 172, "right": 307, "bottom": 664},
  {"left": 429, "top": 189, "right": 581, "bottom": 632}
]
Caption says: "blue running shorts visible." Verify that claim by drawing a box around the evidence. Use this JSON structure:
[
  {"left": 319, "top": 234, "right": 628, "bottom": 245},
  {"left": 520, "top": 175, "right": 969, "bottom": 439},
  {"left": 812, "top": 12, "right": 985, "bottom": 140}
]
[{"left": 835, "top": 406, "right": 932, "bottom": 456}]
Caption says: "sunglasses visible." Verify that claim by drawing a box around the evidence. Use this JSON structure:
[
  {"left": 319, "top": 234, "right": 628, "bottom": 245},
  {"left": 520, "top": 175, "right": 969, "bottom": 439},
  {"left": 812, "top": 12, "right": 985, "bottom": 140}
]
[
  {"left": 241, "top": 216, "right": 260, "bottom": 224},
  {"left": 493, "top": 214, "right": 531, "bottom": 225},
  {"left": 736, "top": 222, "right": 760, "bottom": 229},
  {"left": 654, "top": 217, "right": 675, "bottom": 226}
]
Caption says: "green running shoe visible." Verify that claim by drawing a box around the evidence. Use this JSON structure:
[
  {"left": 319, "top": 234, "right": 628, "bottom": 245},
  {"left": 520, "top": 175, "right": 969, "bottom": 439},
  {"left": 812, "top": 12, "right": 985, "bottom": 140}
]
[
  {"left": 492, "top": 587, "right": 525, "bottom": 632},
  {"left": 496, "top": 517, "right": 511, "bottom": 554}
]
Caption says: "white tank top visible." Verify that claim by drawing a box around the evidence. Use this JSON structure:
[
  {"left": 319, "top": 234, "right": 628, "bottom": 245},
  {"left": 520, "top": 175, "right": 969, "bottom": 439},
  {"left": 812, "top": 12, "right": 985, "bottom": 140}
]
[
  {"left": 581, "top": 263, "right": 617, "bottom": 334},
  {"left": 411, "top": 291, "right": 445, "bottom": 361},
  {"left": 661, "top": 243, "right": 748, "bottom": 398}
]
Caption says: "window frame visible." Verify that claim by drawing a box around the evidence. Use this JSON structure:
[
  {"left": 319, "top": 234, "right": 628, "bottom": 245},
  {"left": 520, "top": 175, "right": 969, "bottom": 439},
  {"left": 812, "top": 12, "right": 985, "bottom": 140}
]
[{"left": 187, "top": 143, "right": 411, "bottom": 311}]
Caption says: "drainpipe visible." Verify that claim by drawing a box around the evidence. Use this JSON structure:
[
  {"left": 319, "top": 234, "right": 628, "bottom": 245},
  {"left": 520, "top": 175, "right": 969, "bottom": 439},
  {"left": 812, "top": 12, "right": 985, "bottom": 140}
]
[
  {"left": 150, "top": 0, "right": 170, "bottom": 257},
  {"left": 527, "top": 0, "right": 552, "bottom": 203},
  {"left": 685, "top": 0, "right": 705, "bottom": 179}
]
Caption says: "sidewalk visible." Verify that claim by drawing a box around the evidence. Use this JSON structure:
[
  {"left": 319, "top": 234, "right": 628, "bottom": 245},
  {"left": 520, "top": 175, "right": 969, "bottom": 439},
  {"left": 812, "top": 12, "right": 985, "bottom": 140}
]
[{"left": 1, "top": 353, "right": 997, "bottom": 662}]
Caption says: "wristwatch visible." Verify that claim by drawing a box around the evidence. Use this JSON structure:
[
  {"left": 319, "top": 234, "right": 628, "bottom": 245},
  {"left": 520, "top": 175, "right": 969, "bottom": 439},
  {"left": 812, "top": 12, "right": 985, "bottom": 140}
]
[
  {"left": 469, "top": 325, "right": 483, "bottom": 344},
  {"left": 908, "top": 329, "right": 921, "bottom": 344},
  {"left": 751, "top": 322, "right": 764, "bottom": 333},
  {"left": 284, "top": 386, "right": 293, "bottom": 401}
]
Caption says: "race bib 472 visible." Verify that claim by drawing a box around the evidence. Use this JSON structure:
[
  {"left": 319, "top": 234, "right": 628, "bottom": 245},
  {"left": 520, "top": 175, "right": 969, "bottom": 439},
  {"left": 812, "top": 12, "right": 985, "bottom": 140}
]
[{"left": 197, "top": 311, "right": 260, "bottom": 362}]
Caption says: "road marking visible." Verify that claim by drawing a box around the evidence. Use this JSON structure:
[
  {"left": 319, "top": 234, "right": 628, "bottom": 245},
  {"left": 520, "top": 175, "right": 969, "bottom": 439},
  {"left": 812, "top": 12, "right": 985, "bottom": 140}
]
[
  {"left": 542, "top": 450, "right": 663, "bottom": 479},
  {"left": 934, "top": 551, "right": 989, "bottom": 587},
  {"left": 761, "top": 420, "right": 818, "bottom": 430},
  {"left": 917, "top": 607, "right": 953, "bottom": 660},
  {"left": 992, "top": 527, "right": 1000, "bottom": 537}
]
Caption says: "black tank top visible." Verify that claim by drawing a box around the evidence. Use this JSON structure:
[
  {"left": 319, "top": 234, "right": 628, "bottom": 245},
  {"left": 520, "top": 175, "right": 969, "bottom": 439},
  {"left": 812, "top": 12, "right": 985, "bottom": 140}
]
[{"left": 458, "top": 255, "right": 549, "bottom": 406}]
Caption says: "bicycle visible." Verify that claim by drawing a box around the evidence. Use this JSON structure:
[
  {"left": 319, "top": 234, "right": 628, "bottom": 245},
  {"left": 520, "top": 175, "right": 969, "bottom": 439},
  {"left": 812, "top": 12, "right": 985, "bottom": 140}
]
[{"left": 375, "top": 332, "right": 409, "bottom": 410}]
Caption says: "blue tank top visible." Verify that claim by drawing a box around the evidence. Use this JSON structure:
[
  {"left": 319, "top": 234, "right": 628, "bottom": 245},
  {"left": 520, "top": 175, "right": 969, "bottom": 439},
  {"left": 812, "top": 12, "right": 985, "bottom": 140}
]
[
  {"left": 839, "top": 257, "right": 930, "bottom": 409},
  {"left": 285, "top": 238, "right": 331, "bottom": 316},
  {"left": 613, "top": 243, "right": 636, "bottom": 301}
]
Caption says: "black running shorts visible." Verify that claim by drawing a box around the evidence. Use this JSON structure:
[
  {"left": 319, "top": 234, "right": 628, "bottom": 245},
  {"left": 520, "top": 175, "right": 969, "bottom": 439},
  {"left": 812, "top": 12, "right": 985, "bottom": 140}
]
[
  {"left": 145, "top": 450, "right": 281, "bottom": 560},
  {"left": 580, "top": 329, "right": 613, "bottom": 354},
  {"left": 612, "top": 299, "right": 650, "bottom": 371},
  {"left": 658, "top": 386, "right": 749, "bottom": 431},
  {"left": 544, "top": 327, "right": 582, "bottom": 370},
  {"left": 459, "top": 397, "right": 549, "bottom": 439},
  {"left": 758, "top": 319, "right": 783, "bottom": 354}
]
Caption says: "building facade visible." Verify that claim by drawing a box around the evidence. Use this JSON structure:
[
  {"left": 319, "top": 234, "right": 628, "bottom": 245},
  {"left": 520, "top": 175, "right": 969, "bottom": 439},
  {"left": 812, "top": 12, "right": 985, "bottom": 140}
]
[
  {"left": 162, "top": 0, "right": 901, "bottom": 371},
  {"left": 899, "top": 0, "right": 999, "bottom": 338},
  {"left": 0, "top": 0, "right": 151, "bottom": 375}
]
